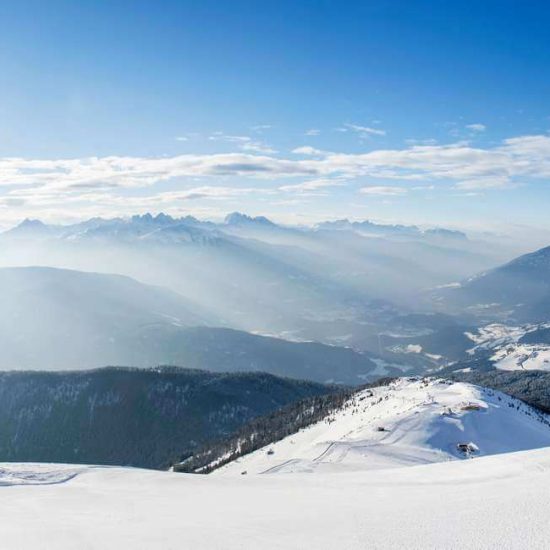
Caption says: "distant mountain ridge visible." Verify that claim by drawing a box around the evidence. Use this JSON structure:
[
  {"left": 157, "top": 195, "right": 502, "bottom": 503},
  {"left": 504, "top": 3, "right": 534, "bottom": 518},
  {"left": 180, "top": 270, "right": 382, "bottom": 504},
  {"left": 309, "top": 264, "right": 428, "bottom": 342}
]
[
  {"left": 316, "top": 218, "right": 467, "bottom": 240},
  {"left": 439, "top": 244, "right": 550, "bottom": 322},
  {"left": 224, "top": 212, "right": 276, "bottom": 227},
  {"left": 4, "top": 212, "right": 468, "bottom": 242},
  {"left": 6, "top": 213, "right": 223, "bottom": 245},
  {"left": 0, "top": 212, "right": 514, "bottom": 360},
  {"left": 0, "top": 265, "right": 210, "bottom": 368},
  {"left": 0, "top": 265, "right": 401, "bottom": 382}
]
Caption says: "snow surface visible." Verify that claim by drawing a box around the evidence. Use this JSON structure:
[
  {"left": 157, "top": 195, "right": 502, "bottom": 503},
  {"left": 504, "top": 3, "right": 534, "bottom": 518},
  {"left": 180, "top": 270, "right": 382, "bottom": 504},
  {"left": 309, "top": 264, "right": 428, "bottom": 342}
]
[
  {"left": 466, "top": 323, "right": 550, "bottom": 371},
  {"left": 465, "top": 323, "right": 533, "bottom": 351},
  {"left": 3, "top": 448, "right": 550, "bottom": 548},
  {"left": 215, "top": 379, "right": 550, "bottom": 475},
  {"left": 492, "top": 344, "right": 550, "bottom": 371}
]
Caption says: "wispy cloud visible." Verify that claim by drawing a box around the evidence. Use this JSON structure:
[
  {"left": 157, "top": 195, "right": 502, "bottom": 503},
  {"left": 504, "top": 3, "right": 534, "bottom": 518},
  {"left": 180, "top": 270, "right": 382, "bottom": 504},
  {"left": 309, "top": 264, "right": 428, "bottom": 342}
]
[
  {"left": 2, "top": 134, "right": 550, "bottom": 209},
  {"left": 250, "top": 124, "right": 272, "bottom": 132},
  {"left": 291, "top": 146, "right": 325, "bottom": 156},
  {"left": 466, "top": 123, "right": 486, "bottom": 132},
  {"left": 208, "top": 132, "right": 250, "bottom": 143},
  {"left": 360, "top": 186, "right": 407, "bottom": 196},
  {"left": 240, "top": 141, "right": 278, "bottom": 154},
  {"left": 279, "top": 178, "right": 346, "bottom": 194},
  {"left": 405, "top": 138, "right": 438, "bottom": 146},
  {"left": 157, "top": 186, "right": 272, "bottom": 201},
  {"left": 339, "top": 123, "right": 386, "bottom": 137},
  {"left": 305, "top": 129, "right": 320, "bottom": 136},
  {"left": 455, "top": 177, "right": 509, "bottom": 190},
  {"left": 208, "top": 132, "right": 277, "bottom": 154}
]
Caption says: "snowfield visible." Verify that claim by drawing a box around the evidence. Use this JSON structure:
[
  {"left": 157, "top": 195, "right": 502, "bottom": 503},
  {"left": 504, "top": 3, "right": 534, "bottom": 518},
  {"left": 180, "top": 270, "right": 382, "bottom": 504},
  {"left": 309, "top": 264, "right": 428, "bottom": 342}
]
[
  {"left": 491, "top": 343, "right": 550, "bottom": 371},
  {"left": 465, "top": 323, "right": 550, "bottom": 371},
  {"left": 3, "top": 449, "right": 550, "bottom": 549},
  {"left": 3, "top": 379, "right": 550, "bottom": 549},
  {"left": 215, "top": 379, "right": 550, "bottom": 474},
  {"left": 465, "top": 323, "right": 534, "bottom": 351}
]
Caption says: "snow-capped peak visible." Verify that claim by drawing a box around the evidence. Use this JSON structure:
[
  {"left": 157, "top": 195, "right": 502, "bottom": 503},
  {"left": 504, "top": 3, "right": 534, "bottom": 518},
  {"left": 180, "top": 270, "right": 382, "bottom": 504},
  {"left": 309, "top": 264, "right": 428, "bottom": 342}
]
[{"left": 224, "top": 212, "right": 275, "bottom": 226}]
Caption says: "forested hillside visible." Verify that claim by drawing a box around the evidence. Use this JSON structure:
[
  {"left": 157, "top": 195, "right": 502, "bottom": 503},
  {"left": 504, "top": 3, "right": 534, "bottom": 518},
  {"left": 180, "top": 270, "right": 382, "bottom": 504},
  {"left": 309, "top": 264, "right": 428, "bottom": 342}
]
[
  {"left": 0, "top": 367, "right": 332, "bottom": 468},
  {"left": 175, "top": 377, "right": 394, "bottom": 473}
]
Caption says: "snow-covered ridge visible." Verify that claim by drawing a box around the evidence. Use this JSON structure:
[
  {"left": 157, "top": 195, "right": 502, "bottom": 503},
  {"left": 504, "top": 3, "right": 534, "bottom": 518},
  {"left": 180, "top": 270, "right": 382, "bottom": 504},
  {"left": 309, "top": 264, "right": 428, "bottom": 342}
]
[
  {"left": 465, "top": 322, "right": 550, "bottom": 350},
  {"left": 491, "top": 343, "right": 550, "bottom": 371},
  {"left": 465, "top": 322, "right": 550, "bottom": 371},
  {"left": 214, "top": 378, "right": 550, "bottom": 475}
]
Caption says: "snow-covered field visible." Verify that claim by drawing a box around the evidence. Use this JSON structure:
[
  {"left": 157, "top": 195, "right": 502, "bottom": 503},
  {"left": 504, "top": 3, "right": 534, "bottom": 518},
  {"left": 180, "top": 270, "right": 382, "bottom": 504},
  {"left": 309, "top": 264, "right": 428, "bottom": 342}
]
[
  {"left": 491, "top": 343, "right": 550, "bottom": 371},
  {"left": 3, "top": 380, "right": 550, "bottom": 549},
  {"left": 2, "top": 448, "right": 550, "bottom": 549},
  {"left": 465, "top": 323, "right": 534, "bottom": 350},
  {"left": 215, "top": 379, "right": 550, "bottom": 474},
  {"left": 465, "top": 322, "right": 550, "bottom": 371}
]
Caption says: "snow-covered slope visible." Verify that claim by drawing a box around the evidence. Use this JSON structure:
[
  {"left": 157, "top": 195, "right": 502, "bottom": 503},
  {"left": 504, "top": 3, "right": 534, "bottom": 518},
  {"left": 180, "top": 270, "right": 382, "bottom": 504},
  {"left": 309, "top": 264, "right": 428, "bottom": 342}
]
[
  {"left": 438, "top": 244, "right": 550, "bottom": 323},
  {"left": 491, "top": 343, "right": 550, "bottom": 371},
  {"left": 3, "top": 380, "right": 550, "bottom": 548},
  {"left": 463, "top": 322, "right": 550, "bottom": 372},
  {"left": 4, "top": 448, "right": 550, "bottom": 549},
  {"left": 215, "top": 378, "right": 550, "bottom": 475}
]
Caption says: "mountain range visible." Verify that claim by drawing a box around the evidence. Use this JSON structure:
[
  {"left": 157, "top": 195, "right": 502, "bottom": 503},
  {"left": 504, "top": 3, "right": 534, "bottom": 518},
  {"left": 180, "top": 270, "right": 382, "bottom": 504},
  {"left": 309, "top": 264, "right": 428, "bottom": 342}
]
[
  {"left": 0, "top": 265, "right": 402, "bottom": 382},
  {"left": 0, "top": 213, "right": 514, "bottom": 344},
  {"left": 3, "top": 213, "right": 550, "bottom": 378},
  {"left": 0, "top": 213, "right": 524, "bottom": 370},
  {"left": 440, "top": 245, "right": 550, "bottom": 323}
]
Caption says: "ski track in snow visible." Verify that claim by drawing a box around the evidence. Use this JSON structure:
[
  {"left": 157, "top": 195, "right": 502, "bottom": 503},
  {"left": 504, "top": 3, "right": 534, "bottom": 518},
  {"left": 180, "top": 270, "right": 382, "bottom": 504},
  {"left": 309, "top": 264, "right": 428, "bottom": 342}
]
[{"left": 0, "top": 464, "right": 87, "bottom": 487}]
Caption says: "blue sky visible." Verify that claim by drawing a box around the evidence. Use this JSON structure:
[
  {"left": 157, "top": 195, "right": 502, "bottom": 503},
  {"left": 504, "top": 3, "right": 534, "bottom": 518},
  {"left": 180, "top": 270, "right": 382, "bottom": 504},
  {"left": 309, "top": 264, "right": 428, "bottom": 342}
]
[{"left": 0, "top": 0, "right": 549, "bottom": 230}]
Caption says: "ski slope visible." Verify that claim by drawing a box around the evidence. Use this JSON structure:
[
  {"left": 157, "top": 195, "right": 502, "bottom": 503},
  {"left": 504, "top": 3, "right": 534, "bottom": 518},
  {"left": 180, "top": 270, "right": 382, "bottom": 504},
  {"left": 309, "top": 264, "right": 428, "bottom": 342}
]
[
  {"left": 3, "top": 380, "right": 550, "bottom": 548},
  {"left": 215, "top": 378, "right": 550, "bottom": 475},
  {"left": 2, "top": 449, "right": 550, "bottom": 549}
]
